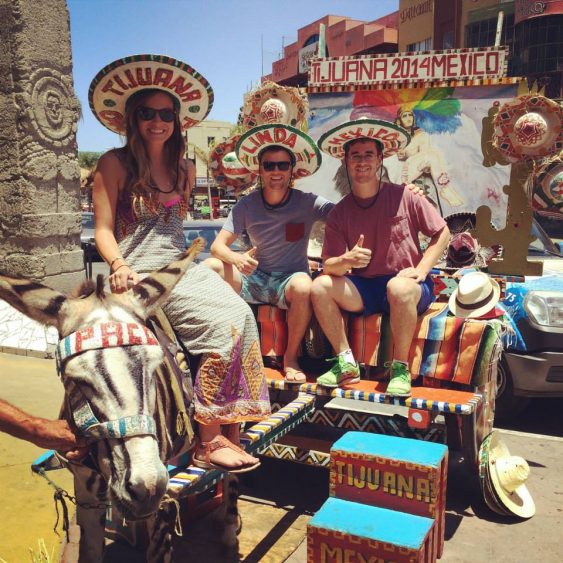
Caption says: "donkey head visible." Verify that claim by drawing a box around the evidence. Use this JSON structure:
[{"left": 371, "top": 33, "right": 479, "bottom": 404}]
[{"left": 0, "top": 242, "right": 202, "bottom": 519}]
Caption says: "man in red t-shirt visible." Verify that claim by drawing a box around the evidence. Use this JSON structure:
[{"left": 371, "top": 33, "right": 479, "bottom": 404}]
[{"left": 313, "top": 119, "right": 450, "bottom": 396}]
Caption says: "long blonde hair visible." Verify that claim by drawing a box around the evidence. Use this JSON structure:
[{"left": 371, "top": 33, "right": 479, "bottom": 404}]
[{"left": 122, "top": 89, "right": 186, "bottom": 213}]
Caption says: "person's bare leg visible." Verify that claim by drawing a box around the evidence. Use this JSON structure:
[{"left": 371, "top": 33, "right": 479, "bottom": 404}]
[
  {"left": 203, "top": 257, "right": 242, "bottom": 293},
  {"left": 386, "top": 277, "right": 421, "bottom": 362},
  {"left": 310, "top": 275, "right": 363, "bottom": 353},
  {"left": 198, "top": 422, "right": 258, "bottom": 467},
  {"left": 283, "top": 274, "right": 312, "bottom": 382}
]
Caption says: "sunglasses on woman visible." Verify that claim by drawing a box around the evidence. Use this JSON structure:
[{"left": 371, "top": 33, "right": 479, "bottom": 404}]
[
  {"left": 137, "top": 107, "right": 176, "bottom": 122},
  {"left": 261, "top": 161, "right": 292, "bottom": 172}
]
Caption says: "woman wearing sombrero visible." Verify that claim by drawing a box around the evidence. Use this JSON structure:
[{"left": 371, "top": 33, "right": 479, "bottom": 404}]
[{"left": 91, "top": 55, "right": 269, "bottom": 473}]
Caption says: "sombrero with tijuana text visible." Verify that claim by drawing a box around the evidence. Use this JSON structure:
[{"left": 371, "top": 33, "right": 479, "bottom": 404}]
[
  {"left": 235, "top": 124, "right": 321, "bottom": 178},
  {"left": 318, "top": 118, "right": 410, "bottom": 160},
  {"left": 89, "top": 54, "right": 214, "bottom": 134},
  {"left": 209, "top": 135, "right": 257, "bottom": 192}
]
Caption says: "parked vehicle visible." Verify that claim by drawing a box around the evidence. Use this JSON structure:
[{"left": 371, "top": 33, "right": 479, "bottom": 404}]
[
  {"left": 497, "top": 235, "right": 563, "bottom": 420},
  {"left": 81, "top": 212, "right": 102, "bottom": 262},
  {"left": 183, "top": 220, "right": 250, "bottom": 262}
]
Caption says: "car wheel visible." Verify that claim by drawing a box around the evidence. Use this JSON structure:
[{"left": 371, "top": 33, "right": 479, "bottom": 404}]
[{"left": 495, "top": 355, "right": 530, "bottom": 422}]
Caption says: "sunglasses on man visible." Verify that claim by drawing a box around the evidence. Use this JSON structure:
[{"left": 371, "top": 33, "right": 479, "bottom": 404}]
[
  {"left": 261, "top": 161, "right": 292, "bottom": 172},
  {"left": 137, "top": 107, "right": 176, "bottom": 122}
]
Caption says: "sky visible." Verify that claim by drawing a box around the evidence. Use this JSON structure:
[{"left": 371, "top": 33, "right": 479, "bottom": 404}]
[{"left": 68, "top": 0, "right": 399, "bottom": 152}]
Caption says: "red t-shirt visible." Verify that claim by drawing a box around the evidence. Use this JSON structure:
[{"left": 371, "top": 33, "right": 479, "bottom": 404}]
[{"left": 322, "top": 183, "right": 447, "bottom": 277}]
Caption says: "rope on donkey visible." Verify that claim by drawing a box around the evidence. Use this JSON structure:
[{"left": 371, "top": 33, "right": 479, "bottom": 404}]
[{"left": 34, "top": 466, "right": 110, "bottom": 541}]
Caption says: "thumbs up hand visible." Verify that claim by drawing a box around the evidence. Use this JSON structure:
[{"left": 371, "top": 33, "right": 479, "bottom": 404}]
[
  {"left": 344, "top": 234, "right": 372, "bottom": 269},
  {"left": 235, "top": 246, "right": 259, "bottom": 275}
]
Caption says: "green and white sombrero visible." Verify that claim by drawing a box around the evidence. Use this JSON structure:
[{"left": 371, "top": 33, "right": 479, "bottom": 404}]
[
  {"left": 235, "top": 124, "right": 321, "bottom": 178},
  {"left": 209, "top": 134, "right": 257, "bottom": 192},
  {"left": 318, "top": 118, "right": 410, "bottom": 160},
  {"left": 89, "top": 54, "right": 214, "bottom": 134}
]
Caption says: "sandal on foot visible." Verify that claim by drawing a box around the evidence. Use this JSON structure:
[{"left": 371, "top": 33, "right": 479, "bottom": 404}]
[
  {"left": 193, "top": 435, "right": 260, "bottom": 474},
  {"left": 283, "top": 367, "right": 307, "bottom": 384}
]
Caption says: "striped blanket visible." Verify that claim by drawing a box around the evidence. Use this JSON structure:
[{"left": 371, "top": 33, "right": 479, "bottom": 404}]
[{"left": 350, "top": 303, "right": 505, "bottom": 386}]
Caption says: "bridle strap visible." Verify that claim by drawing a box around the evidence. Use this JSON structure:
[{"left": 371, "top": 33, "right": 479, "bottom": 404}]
[
  {"left": 57, "top": 322, "right": 160, "bottom": 443},
  {"left": 57, "top": 321, "right": 159, "bottom": 363}
]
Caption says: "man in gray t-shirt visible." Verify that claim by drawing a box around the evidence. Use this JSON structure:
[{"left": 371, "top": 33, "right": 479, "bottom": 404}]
[{"left": 205, "top": 128, "right": 330, "bottom": 383}]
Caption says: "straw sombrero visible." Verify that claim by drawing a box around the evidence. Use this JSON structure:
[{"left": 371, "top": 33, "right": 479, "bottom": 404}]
[
  {"left": 89, "top": 54, "right": 214, "bottom": 134},
  {"left": 478, "top": 431, "right": 535, "bottom": 519},
  {"left": 240, "top": 81, "right": 308, "bottom": 130},
  {"left": 448, "top": 271, "right": 500, "bottom": 319},
  {"left": 235, "top": 124, "right": 321, "bottom": 178},
  {"left": 209, "top": 135, "right": 257, "bottom": 192},
  {"left": 493, "top": 94, "right": 562, "bottom": 162},
  {"left": 318, "top": 118, "right": 410, "bottom": 160}
]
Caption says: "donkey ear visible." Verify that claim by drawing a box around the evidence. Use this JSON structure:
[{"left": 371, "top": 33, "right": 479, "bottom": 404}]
[
  {"left": 0, "top": 276, "right": 68, "bottom": 328},
  {"left": 131, "top": 238, "right": 204, "bottom": 314}
]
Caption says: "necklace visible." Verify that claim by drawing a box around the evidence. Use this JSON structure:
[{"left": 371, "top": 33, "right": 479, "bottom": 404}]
[
  {"left": 261, "top": 188, "right": 293, "bottom": 210},
  {"left": 347, "top": 168, "right": 382, "bottom": 210},
  {"left": 350, "top": 190, "right": 381, "bottom": 210},
  {"left": 148, "top": 182, "right": 176, "bottom": 194}
]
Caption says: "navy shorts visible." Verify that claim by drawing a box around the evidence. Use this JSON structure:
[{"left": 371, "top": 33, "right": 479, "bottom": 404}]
[{"left": 347, "top": 274, "right": 435, "bottom": 317}]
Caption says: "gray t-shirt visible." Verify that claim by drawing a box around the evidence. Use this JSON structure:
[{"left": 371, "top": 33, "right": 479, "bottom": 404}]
[{"left": 223, "top": 189, "right": 334, "bottom": 274}]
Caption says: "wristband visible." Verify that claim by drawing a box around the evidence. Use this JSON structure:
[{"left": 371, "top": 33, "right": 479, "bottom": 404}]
[
  {"left": 109, "top": 256, "right": 124, "bottom": 268},
  {"left": 113, "top": 263, "right": 130, "bottom": 273}
]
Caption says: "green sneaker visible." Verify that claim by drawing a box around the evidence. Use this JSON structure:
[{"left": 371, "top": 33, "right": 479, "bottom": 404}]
[
  {"left": 316, "top": 356, "right": 360, "bottom": 388},
  {"left": 385, "top": 361, "right": 412, "bottom": 397}
]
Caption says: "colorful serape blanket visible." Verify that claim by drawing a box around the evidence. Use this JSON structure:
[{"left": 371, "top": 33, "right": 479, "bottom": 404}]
[{"left": 350, "top": 303, "right": 505, "bottom": 386}]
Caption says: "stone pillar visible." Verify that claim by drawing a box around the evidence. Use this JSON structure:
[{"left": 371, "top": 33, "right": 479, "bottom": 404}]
[{"left": 0, "top": 0, "right": 83, "bottom": 293}]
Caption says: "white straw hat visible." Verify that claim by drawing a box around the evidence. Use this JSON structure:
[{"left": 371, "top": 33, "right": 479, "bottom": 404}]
[
  {"left": 448, "top": 271, "right": 500, "bottom": 319},
  {"left": 479, "top": 431, "right": 535, "bottom": 519}
]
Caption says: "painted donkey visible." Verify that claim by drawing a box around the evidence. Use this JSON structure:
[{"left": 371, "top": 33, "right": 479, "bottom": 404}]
[{"left": 0, "top": 242, "right": 239, "bottom": 562}]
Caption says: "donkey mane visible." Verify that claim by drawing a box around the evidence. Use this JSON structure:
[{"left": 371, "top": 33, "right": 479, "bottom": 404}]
[{"left": 73, "top": 275, "right": 107, "bottom": 300}]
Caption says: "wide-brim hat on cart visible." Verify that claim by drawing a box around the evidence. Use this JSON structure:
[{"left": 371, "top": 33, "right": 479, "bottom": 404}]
[
  {"left": 318, "top": 118, "right": 410, "bottom": 160},
  {"left": 235, "top": 124, "right": 321, "bottom": 178},
  {"left": 89, "top": 54, "right": 214, "bottom": 134},
  {"left": 448, "top": 271, "right": 500, "bottom": 319},
  {"left": 478, "top": 431, "right": 535, "bottom": 519},
  {"left": 493, "top": 94, "right": 562, "bottom": 163},
  {"left": 240, "top": 81, "right": 308, "bottom": 130},
  {"left": 209, "top": 135, "right": 257, "bottom": 192}
]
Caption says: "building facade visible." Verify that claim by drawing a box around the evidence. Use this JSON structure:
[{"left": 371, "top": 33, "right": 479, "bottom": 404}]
[
  {"left": 398, "top": 0, "right": 562, "bottom": 97},
  {"left": 265, "top": 3, "right": 562, "bottom": 98},
  {"left": 265, "top": 14, "right": 399, "bottom": 87}
]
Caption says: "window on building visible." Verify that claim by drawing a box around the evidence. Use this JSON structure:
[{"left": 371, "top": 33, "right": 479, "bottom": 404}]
[
  {"left": 443, "top": 30, "right": 454, "bottom": 50},
  {"left": 407, "top": 37, "right": 432, "bottom": 52},
  {"left": 464, "top": 13, "right": 516, "bottom": 73},
  {"left": 207, "top": 136, "right": 215, "bottom": 147}
]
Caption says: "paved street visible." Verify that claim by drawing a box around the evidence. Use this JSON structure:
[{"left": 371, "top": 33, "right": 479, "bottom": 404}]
[{"left": 1, "top": 350, "right": 562, "bottom": 562}]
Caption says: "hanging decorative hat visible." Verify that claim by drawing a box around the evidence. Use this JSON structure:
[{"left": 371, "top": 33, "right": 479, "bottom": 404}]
[
  {"left": 240, "top": 81, "right": 308, "bottom": 130},
  {"left": 493, "top": 94, "right": 562, "bottom": 162},
  {"left": 89, "top": 54, "right": 214, "bottom": 134},
  {"left": 235, "top": 124, "right": 321, "bottom": 178},
  {"left": 478, "top": 431, "right": 535, "bottom": 519},
  {"left": 318, "top": 118, "right": 410, "bottom": 160},
  {"left": 209, "top": 135, "right": 257, "bottom": 192},
  {"left": 532, "top": 156, "right": 563, "bottom": 217}
]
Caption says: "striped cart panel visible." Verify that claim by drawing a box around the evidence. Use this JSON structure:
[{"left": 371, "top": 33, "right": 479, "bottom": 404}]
[
  {"left": 260, "top": 443, "right": 331, "bottom": 467},
  {"left": 167, "top": 394, "right": 316, "bottom": 497},
  {"left": 265, "top": 369, "right": 482, "bottom": 415}
]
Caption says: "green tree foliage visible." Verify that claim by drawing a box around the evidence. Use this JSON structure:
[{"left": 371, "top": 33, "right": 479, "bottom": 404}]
[{"left": 78, "top": 151, "right": 103, "bottom": 169}]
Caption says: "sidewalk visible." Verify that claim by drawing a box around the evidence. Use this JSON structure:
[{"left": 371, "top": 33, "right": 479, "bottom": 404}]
[{"left": 0, "top": 352, "right": 72, "bottom": 563}]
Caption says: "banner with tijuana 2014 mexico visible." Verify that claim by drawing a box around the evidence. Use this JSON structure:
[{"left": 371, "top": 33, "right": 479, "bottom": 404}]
[
  {"left": 89, "top": 54, "right": 214, "bottom": 134},
  {"left": 308, "top": 46, "right": 508, "bottom": 90}
]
